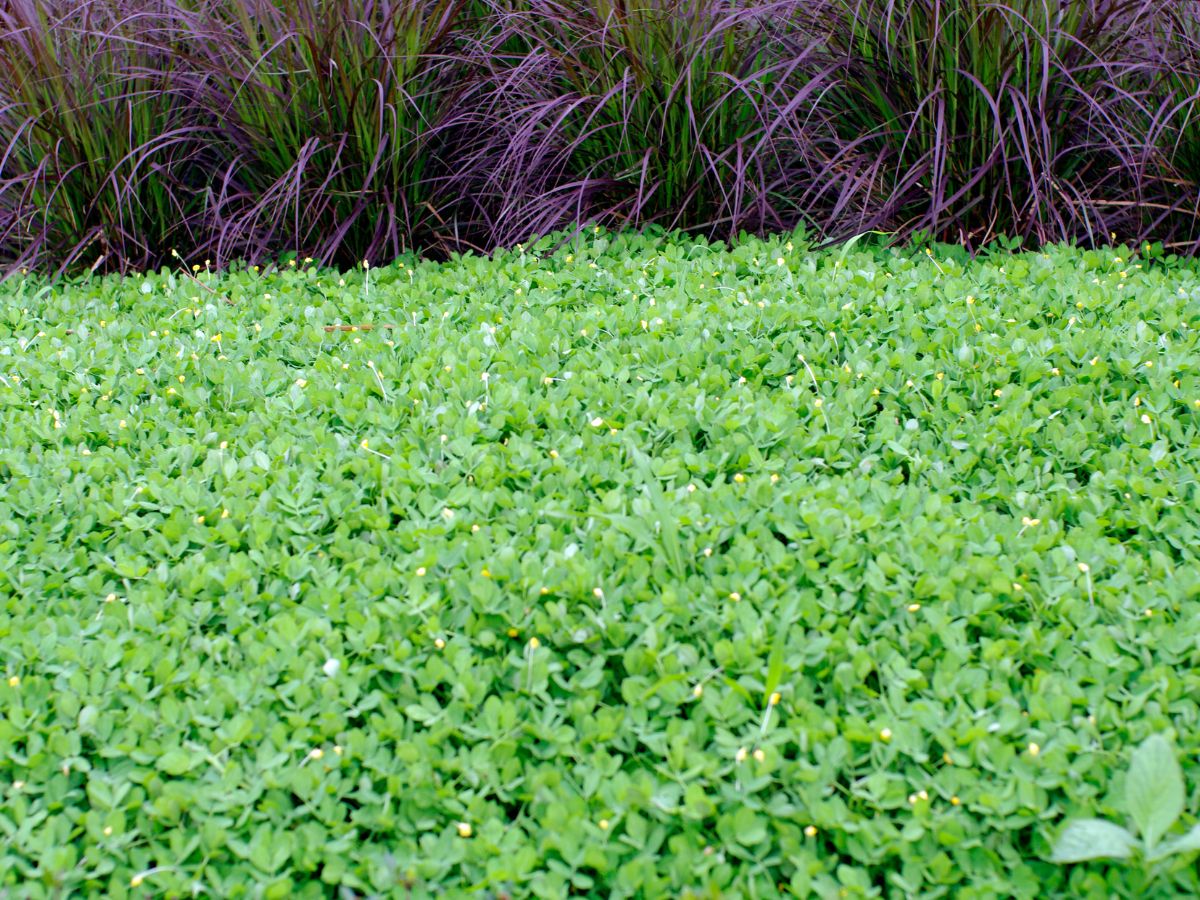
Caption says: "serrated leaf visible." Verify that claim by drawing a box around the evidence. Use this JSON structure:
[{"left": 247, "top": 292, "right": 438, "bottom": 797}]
[
  {"left": 1126, "top": 734, "right": 1183, "bottom": 849},
  {"left": 1050, "top": 819, "right": 1138, "bottom": 863}
]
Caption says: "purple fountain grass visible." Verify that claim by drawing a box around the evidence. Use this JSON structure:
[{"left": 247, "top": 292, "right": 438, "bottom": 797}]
[
  {"left": 3, "top": 0, "right": 1200, "bottom": 274},
  {"left": 0, "top": 0, "right": 215, "bottom": 275},
  {"left": 451, "top": 0, "right": 854, "bottom": 245},
  {"left": 809, "top": 0, "right": 1177, "bottom": 250},
  {"left": 183, "top": 0, "right": 475, "bottom": 268}
]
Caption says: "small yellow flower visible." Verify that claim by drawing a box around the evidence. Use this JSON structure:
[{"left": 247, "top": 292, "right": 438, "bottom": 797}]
[
  {"left": 733, "top": 472, "right": 745, "bottom": 483},
  {"left": 590, "top": 416, "right": 604, "bottom": 427},
  {"left": 735, "top": 747, "right": 748, "bottom": 763},
  {"left": 813, "top": 398, "right": 823, "bottom": 408},
  {"left": 360, "top": 439, "right": 369, "bottom": 449},
  {"left": 693, "top": 684, "right": 704, "bottom": 699},
  {"left": 7, "top": 676, "right": 18, "bottom": 687},
  {"left": 456, "top": 822, "right": 472, "bottom": 838},
  {"left": 416, "top": 566, "right": 426, "bottom": 576},
  {"left": 549, "top": 449, "right": 559, "bottom": 459},
  {"left": 221, "top": 509, "right": 230, "bottom": 519},
  {"left": 1140, "top": 413, "right": 1151, "bottom": 425},
  {"left": 729, "top": 592, "right": 741, "bottom": 602},
  {"left": 935, "top": 372, "right": 944, "bottom": 381},
  {"left": 753, "top": 748, "right": 766, "bottom": 762},
  {"left": 294, "top": 378, "right": 307, "bottom": 388},
  {"left": 907, "top": 603, "right": 921, "bottom": 612},
  {"left": 528, "top": 637, "right": 540, "bottom": 650},
  {"left": 1051, "top": 367, "right": 1060, "bottom": 375},
  {"left": 776, "top": 257, "right": 785, "bottom": 266},
  {"left": 118, "top": 419, "right": 127, "bottom": 429},
  {"left": 770, "top": 473, "right": 780, "bottom": 484},
  {"left": 993, "top": 389, "right": 1003, "bottom": 398},
  {"left": 434, "top": 638, "right": 445, "bottom": 649},
  {"left": 543, "top": 375, "right": 554, "bottom": 385},
  {"left": 1077, "top": 562, "right": 1090, "bottom": 573},
  {"left": 598, "top": 818, "right": 609, "bottom": 830},
  {"left": 195, "top": 515, "right": 205, "bottom": 525},
  {"left": 309, "top": 747, "right": 324, "bottom": 760},
  {"left": 131, "top": 875, "right": 145, "bottom": 888},
  {"left": 1028, "top": 742, "right": 1040, "bottom": 757},
  {"left": 481, "top": 568, "right": 491, "bottom": 578},
  {"left": 879, "top": 727, "right": 892, "bottom": 742},
  {"left": 804, "top": 825, "right": 817, "bottom": 837},
  {"left": 951, "top": 796, "right": 961, "bottom": 806}
]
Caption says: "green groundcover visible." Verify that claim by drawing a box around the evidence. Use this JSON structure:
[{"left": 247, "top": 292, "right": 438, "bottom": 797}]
[{"left": 2, "top": 231, "right": 1199, "bottom": 897}]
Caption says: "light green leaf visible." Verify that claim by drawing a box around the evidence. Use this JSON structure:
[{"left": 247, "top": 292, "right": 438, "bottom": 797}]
[
  {"left": 733, "top": 808, "right": 767, "bottom": 846},
  {"left": 1050, "top": 819, "right": 1138, "bottom": 863},
  {"left": 1147, "top": 823, "right": 1200, "bottom": 861},
  {"left": 156, "top": 749, "right": 196, "bottom": 776},
  {"left": 1126, "top": 734, "right": 1183, "bottom": 849}
]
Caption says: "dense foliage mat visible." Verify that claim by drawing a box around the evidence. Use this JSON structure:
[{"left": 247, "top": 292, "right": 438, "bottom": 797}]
[{"left": 2, "top": 232, "right": 1200, "bottom": 897}]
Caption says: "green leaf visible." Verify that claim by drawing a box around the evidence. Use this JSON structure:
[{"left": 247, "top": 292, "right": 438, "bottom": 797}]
[
  {"left": 733, "top": 808, "right": 767, "bottom": 846},
  {"left": 1126, "top": 734, "right": 1183, "bottom": 849},
  {"left": 1147, "top": 824, "right": 1200, "bottom": 861},
  {"left": 1050, "top": 819, "right": 1139, "bottom": 863},
  {"left": 156, "top": 749, "right": 196, "bottom": 776}
]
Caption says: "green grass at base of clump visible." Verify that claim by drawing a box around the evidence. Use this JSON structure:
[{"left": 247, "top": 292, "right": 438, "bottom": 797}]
[{"left": 2, "top": 230, "right": 1200, "bottom": 897}]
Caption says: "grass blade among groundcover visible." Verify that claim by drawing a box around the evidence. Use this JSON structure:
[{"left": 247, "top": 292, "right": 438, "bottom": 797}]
[{"left": 1, "top": 231, "right": 1200, "bottom": 896}]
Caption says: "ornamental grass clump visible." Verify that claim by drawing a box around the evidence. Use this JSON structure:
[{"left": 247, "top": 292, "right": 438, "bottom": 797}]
[
  {"left": 457, "top": 0, "right": 849, "bottom": 245},
  {"left": 188, "top": 0, "right": 475, "bottom": 268},
  {"left": 812, "top": 0, "right": 1171, "bottom": 249},
  {"left": 0, "top": 0, "right": 212, "bottom": 275}
]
